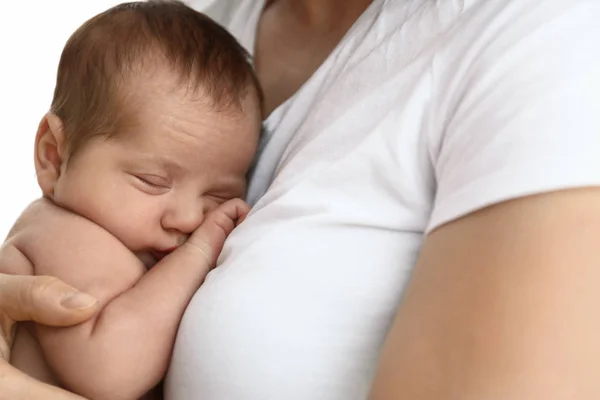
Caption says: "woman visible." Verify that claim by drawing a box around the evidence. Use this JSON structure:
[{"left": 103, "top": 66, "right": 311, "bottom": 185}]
[{"left": 2, "top": 0, "right": 600, "bottom": 398}]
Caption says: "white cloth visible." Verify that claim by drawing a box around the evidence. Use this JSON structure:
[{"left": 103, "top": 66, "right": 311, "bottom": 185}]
[{"left": 165, "top": 1, "right": 600, "bottom": 399}]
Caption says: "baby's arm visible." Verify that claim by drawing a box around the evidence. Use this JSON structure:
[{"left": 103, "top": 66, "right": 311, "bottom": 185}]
[{"left": 11, "top": 199, "right": 248, "bottom": 400}]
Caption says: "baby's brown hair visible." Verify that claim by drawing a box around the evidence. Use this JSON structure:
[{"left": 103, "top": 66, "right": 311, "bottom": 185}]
[{"left": 50, "top": 0, "right": 262, "bottom": 157}]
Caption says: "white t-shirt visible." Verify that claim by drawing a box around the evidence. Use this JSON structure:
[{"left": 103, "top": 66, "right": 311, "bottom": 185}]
[{"left": 165, "top": 1, "right": 600, "bottom": 399}]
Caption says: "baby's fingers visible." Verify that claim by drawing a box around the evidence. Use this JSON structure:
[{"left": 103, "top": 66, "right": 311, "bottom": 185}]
[{"left": 186, "top": 199, "right": 250, "bottom": 264}]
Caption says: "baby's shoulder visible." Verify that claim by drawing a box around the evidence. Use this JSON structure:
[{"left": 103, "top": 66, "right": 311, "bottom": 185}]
[
  {"left": 7, "top": 198, "right": 138, "bottom": 275},
  {"left": 10, "top": 198, "right": 109, "bottom": 241},
  {"left": 8, "top": 198, "right": 77, "bottom": 234}
]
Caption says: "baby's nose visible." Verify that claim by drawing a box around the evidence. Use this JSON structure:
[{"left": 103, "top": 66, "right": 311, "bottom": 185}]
[{"left": 161, "top": 202, "right": 204, "bottom": 235}]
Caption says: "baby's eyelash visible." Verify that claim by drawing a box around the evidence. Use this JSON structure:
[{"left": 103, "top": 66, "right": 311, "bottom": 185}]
[
  {"left": 207, "top": 193, "right": 235, "bottom": 204},
  {"left": 134, "top": 174, "right": 170, "bottom": 188},
  {"left": 137, "top": 176, "right": 160, "bottom": 187}
]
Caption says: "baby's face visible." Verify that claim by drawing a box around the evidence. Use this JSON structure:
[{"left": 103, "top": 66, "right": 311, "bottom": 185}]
[{"left": 53, "top": 89, "right": 261, "bottom": 266}]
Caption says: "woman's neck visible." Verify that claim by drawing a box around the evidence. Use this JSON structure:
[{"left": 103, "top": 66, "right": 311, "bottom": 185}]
[
  {"left": 255, "top": 0, "right": 373, "bottom": 117},
  {"left": 266, "top": 0, "right": 373, "bottom": 28}
]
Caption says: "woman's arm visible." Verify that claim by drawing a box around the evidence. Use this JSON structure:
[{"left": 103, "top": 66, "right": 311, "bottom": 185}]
[
  {"left": 370, "top": 188, "right": 600, "bottom": 399},
  {"left": 370, "top": 1, "right": 600, "bottom": 397}
]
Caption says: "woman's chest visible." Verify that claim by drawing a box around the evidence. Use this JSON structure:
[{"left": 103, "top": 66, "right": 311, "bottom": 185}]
[{"left": 165, "top": 71, "right": 439, "bottom": 399}]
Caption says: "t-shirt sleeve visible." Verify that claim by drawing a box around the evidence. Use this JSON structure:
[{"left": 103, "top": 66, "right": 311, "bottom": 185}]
[{"left": 427, "top": 1, "right": 600, "bottom": 232}]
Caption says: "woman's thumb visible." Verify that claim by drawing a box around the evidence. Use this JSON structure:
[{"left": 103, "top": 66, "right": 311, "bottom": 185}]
[{"left": 0, "top": 274, "right": 98, "bottom": 326}]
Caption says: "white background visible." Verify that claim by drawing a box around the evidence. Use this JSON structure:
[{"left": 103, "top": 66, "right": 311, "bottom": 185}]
[
  {"left": 0, "top": 1, "right": 215, "bottom": 239},
  {"left": 0, "top": 2, "right": 124, "bottom": 239}
]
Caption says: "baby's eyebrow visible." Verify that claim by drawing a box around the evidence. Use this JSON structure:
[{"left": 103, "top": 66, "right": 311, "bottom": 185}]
[{"left": 136, "top": 155, "right": 185, "bottom": 173}]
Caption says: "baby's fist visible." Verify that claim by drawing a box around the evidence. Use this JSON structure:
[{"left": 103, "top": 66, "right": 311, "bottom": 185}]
[{"left": 184, "top": 199, "right": 250, "bottom": 267}]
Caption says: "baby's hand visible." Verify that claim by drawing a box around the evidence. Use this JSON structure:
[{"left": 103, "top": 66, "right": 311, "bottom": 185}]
[{"left": 181, "top": 198, "right": 250, "bottom": 268}]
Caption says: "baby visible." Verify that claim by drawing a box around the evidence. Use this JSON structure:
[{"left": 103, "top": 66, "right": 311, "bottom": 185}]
[{"left": 1, "top": 1, "right": 262, "bottom": 399}]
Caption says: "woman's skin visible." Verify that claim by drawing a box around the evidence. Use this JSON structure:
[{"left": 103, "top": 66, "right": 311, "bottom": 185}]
[
  {"left": 254, "top": 0, "right": 373, "bottom": 117},
  {"left": 3, "top": 1, "right": 600, "bottom": 399},
  {"left": 0, "top": 274, "right": 95, "bottom": 399}
]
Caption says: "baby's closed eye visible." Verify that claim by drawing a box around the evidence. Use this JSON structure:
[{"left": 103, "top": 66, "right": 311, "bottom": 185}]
[{"left": 130, "top": 173, "right": 171, "bottom": 194}]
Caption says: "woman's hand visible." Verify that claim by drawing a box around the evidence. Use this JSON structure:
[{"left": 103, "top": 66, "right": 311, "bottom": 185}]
[{"left": 0, "top": 273, "right": 98, "bottom": 398}]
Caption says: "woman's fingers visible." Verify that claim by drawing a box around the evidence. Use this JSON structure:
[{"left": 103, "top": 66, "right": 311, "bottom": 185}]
[
  {"left": 0, "top": 361, "right": 88, "bottom": 399},
  {"left": 0, "top": 274, "right": 100, "bottom": 361},
  {"left": 0, "top": 274, "right": 99, "bottom": 327}
]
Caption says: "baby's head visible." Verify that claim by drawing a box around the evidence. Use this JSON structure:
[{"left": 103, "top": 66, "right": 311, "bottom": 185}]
[{"left": 34, "top": 1, "right": 262, "bottom": 262}]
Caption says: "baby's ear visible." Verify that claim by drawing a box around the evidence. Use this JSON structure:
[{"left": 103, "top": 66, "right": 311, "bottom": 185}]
[{"left": 34, "top": 113, "right": 67, "bottom": 197}]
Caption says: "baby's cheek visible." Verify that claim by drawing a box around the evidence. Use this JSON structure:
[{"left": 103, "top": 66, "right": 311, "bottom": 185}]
[
  {"left": 203, "top": 197, "right": 228, "bottom": 215},
  {"left": 105, "top": 207, "right": 156, "bottom": 248}
]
